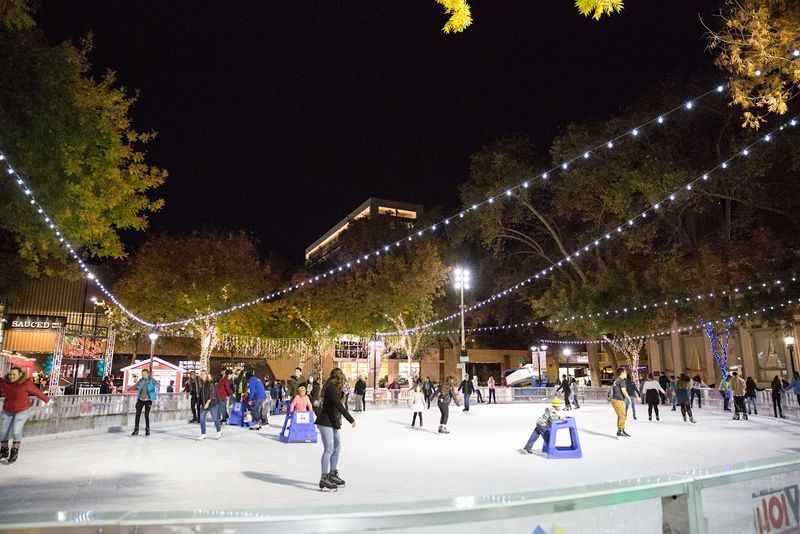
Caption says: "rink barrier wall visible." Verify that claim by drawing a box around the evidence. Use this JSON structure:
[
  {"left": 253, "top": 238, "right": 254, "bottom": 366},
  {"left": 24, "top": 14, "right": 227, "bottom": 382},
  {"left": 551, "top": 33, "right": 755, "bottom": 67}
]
[
  {"left": 2, "top": 454, "right": 799, "bottom": 533},
  {"left": 0, "top": 393, "right": 193, "bottom": 437}
]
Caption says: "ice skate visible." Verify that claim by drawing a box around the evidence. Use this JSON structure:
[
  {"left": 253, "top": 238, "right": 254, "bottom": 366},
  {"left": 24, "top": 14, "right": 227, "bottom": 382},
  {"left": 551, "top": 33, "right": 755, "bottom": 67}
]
[
  {"left": 7, "top": 448, "right": 19, "bottom": 463},
  {"left": 328, "top": 471, "right": 346, "bottom": 486},
  {"left": 319, "top": 475, "right": 338, "bottom": 492},
  {"left": 743, "top": 413, "right": 749, "bottom": 421},
  {"left": 616, "top": 430, "right": 623, "bottom": 439},
  {"left": 733, "top": 414, "right": 740, "bottom": 420},
  {"left": 131, "top": 430, "right": 139, "bottom": 436},
  {"left": 0, "top": 445, "right": 7, "bottom": 460},
  {"left": 621, "top": 430, "right": 631, "bottom": 437},
  {"left": 690, "top": 417, "right": 697, "bottom": 424},
  {"left": 441, "top": 425, "right": 450, "bottom": 434}
]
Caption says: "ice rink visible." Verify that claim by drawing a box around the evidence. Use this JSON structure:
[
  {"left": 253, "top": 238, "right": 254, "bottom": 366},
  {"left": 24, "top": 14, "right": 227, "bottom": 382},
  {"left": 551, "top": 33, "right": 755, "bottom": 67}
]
[{"left": 2, "top": 401, "right": 800, "bottom": 516}]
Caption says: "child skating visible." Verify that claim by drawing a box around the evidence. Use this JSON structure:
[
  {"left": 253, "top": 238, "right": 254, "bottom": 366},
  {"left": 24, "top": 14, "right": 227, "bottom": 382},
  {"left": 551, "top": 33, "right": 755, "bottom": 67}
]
[
  {"left": 409, "top": 383, "right": 425, "bottom": 428},
  {"left": 521, "top": 398, "right": 562, "bottom": 454}
]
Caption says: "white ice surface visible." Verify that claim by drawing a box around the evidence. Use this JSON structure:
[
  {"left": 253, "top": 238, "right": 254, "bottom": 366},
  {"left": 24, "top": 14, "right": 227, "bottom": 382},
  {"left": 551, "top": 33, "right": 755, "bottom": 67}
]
[{"left": 2, "top": 402, "right": 799, "bottom": 516}]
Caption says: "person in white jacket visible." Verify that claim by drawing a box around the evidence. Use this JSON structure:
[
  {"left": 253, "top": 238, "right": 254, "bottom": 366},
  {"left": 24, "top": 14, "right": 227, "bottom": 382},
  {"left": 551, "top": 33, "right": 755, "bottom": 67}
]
[
  {"left": 410, "top": 383, "right": 426, "bottom": 427},
  {"left": 641, "top": 373, "right": 667, "bottom": 421}
]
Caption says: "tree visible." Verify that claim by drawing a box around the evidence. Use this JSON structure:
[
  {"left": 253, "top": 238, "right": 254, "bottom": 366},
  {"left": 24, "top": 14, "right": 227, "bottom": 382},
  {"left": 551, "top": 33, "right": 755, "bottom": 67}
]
[
  {"left": 707, "top": 0, "right": 800, "bottom": 129},
  {"left": 0, "top": 10, "right": 166, "bottom": 274},
  {"left": 113, "top": 231, "right": 276, "bottom": 371}
]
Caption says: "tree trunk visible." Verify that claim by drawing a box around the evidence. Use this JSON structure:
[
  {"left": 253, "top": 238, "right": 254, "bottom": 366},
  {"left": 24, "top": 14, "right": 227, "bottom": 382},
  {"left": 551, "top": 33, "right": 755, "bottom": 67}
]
[
  {"left": 129, "top": 333, "right": 140, "bottom": 367},
  {"left": 199, "top": 323, "right": 217, "bottom": 372}
]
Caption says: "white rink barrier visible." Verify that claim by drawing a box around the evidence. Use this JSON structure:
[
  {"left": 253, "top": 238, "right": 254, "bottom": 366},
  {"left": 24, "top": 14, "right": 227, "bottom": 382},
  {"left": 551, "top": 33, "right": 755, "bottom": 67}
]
[{"left": 2, "top": 454, "right": 799, "bottom": 533}]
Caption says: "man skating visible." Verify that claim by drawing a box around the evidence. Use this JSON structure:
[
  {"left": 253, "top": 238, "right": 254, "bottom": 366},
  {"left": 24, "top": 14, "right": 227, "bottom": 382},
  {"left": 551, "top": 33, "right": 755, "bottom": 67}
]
[
  {"left": 731, "top": 371, "right": 747, "bottom": 420},
  {"left": 610, "top": 368, "right": 631, "bottom": 438}
]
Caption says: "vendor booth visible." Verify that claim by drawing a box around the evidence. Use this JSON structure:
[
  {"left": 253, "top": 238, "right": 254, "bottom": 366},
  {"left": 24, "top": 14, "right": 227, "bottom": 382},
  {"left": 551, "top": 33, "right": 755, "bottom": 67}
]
[{"left": 121, "top": 358, "right": 183, "bottom": 394}]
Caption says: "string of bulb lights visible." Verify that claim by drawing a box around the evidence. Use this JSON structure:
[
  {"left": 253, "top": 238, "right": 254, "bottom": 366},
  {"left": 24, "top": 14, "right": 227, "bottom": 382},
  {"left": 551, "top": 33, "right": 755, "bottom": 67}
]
[
  {"left": 0, "top": 84, "right": 735, "bottom": 330},
  {"left": 382, "top": 114, "right": 800, "bottom": 336},
  {"left": 538, "top": 296, "right": 800, "bottom": 346},
  {"left": 410, "top": 272, "right": 798, "bottom": 337}
]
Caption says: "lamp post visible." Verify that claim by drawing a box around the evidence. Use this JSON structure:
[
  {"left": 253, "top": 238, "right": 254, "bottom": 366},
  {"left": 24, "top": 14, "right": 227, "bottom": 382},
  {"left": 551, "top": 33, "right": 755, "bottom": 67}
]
[
  {"left": 147, "top": 330, "right": 159, "bottom": 373},
  {"left": 562, "top": 347, "right": 572, "bottom": 381},
  {"left": 784, "top": 336, "right": 796, "bottom": 376},
  {"left": 368, "top": 335, "right": 385, "bottom": 393},
  {"left": 539, "top": 344, "right": 548, "bottom": 383},
  {"left": 453, "top": 267, "right": 471, "bottom": 378}
]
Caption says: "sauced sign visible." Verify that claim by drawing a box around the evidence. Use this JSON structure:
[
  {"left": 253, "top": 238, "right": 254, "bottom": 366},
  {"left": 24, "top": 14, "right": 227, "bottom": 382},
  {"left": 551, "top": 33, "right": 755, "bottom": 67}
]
[
  {"left": 753, "top": 484, "right": 800, "bottom": 534},
  {"left": 7, "top": 314, "right": 65, "bottom": 330}
]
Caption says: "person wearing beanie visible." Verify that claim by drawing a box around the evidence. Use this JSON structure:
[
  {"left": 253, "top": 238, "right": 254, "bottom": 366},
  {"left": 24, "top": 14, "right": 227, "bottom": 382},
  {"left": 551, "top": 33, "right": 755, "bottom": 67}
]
[{"left": 521, "top": 398, "right": 563, "bottom": 454}]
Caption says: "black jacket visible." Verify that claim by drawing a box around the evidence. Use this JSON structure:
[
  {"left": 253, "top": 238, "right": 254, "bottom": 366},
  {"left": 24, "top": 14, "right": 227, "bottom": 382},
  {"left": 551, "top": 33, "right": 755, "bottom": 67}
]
[
  {"left": 557, "top": 380, "right": 571, "bottom": 394},
  {"left": 315, "top": 380, "right": 355, "bottom": 429},
  {"left": 354, "top": 379, "right": 367, "bottom": 395},
  {"left": 197, "top": 379, "right": 217, "bottom": 408},
  {"left": 458, "top": 380, "right": 474, "bottom": 395},
  {"left": 745, "top": 379, "right": 763, "bottom": 398}
]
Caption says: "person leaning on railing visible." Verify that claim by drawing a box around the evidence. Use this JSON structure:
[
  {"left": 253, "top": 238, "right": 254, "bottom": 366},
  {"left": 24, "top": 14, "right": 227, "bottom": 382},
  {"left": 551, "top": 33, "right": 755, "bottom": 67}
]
[{"left": 0, "top": 366, "right": 49, "bottom": 464}]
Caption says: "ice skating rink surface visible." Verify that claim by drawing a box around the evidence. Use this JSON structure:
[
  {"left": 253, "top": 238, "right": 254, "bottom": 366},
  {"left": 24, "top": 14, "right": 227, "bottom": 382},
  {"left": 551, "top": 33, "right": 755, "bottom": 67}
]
[{"left": 2, "top": 402, "right": 800, "bottom": 516}]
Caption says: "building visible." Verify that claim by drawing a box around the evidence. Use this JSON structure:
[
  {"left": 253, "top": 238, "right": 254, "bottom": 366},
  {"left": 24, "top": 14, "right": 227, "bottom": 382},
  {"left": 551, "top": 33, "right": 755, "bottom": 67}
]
[{"left": 305, "top": 198, "right": 422, "bottom": 265}]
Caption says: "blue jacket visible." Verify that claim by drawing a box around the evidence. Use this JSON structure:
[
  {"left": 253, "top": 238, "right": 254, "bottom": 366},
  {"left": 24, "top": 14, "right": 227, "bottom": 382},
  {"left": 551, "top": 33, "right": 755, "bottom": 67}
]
[
  {"left": 789, "top": 380, "right": 800, "bottom": 394},
  {"left": 248, "top": 376, "right": 266, "bottom": 401},
  {"left": 135, "top": 377, "right": 158, "bottom": 401}
]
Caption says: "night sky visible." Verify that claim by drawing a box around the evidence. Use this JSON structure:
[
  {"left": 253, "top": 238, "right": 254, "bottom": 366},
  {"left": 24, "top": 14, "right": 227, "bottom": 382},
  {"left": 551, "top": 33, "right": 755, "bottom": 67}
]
[{"left": 37, "top": 1, "right": 721, "bottom": 263}]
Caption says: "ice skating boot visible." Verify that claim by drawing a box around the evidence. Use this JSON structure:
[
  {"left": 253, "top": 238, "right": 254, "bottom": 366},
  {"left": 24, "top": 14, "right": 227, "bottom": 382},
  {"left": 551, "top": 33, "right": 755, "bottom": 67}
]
[
  {"left": 621, "top": 430, "right": 631, "bottom": 437},
  {"left": 743, "top": 413, "right": 749, "bottom": 421},
  {"left": 7, "top": 447, "right": 19, "bottom": 464},
  {"left": 319, "top": 475, "right": 337, "bottom": 492},
  {"left": 0, "top": 444, "right": 7, "bottom": 460},
  {"left": 438, "top": 425, "right": 444, "bottom": 434},
  {"left": 441, "top": 425, "right": 450, "bottom": 434},
  {"left": 616, "top": 430, "right": 623, "bottom": 438},
  {"left": 683, "top": 414, "right": 687, "bottom": 422},
  {"left": 690, "top": 417, "right": 696, "bottom": 424},
  {"left": 733, "top": 414, "right": 740, "bottom": 420},
  {"left": 131, "top": 429, "right": 139, "bottom": 436},
  {"left": 328, "top": 470, "right": 346, "bottom": 486}
]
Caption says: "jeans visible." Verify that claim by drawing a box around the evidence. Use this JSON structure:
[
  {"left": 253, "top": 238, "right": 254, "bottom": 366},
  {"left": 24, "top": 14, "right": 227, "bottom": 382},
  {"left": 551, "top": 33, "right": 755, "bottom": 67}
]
[
  {"left": 319, "top": 425, "right": 341, "bottom": 475},
  {"left": 773, "top": 395, "right": 784, "bottom": 417},
  {"left": 671, "top": 391, "right": 678, "bottom": 409},
  {"left": 746, "top": 396, "right": 758, "bottom": 414},
  {"left": 625, "top": 397, "right": 636, "bottom": 419},
  {"left": 680, "top": 402, "right": 694, "bottom": 420},
  {"left": 354, "top": 394, "right": 365, "bottom": 412},
  {"left": 610, "top": 399, "right": 626, "bottom": 431},
  {"left": 250, "top": 399, "right": 264, "bottom": 426},
  {"left": 190, "top": 395, "right": 198, "bottom": 421},
  {"left": 412, "top": 412, "right": 423, "bottom": 426},
  {"left": 475, "top": 389, "right": 484, "bottom": 403},
  {"left": 0, "top": 409, "right": 33, "bottom": 441},
  {"left": 691, "top": 389, "right": 702, "bottom": 408},
  {"left": 572, "top": 390, "right": 580, "bottom": 409},
  {"left": 721, "top": 390, "right": 730, "bottom": 411},
  {"left": 438, "top": 400, "right": 450, "bottom": 425},
  {"left": 199, "top": 403, "right": 221, "bottom": 434},
  {"left": 463, "top": 392, "right": 471, "bottom": 411},
  {"left": 524, "top": 426, "right": 549, "bottom": 451},
  {"left": 134, "top": 400, "right": 152, "bottom": 432},
  {"left": 488, "top": 389, "right": 496, "bottom": 404}
]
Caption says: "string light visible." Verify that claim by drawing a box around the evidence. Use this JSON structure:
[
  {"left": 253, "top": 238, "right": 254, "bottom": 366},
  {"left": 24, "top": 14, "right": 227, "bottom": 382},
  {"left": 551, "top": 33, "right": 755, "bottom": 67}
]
[
  {"left": 540, "top": 297, "right": 799, "bottom": 345},
  {"left": 1, "top": 83, "right": 734, "bottom": 328},
  {"left": 381, "top": 114, "right": 800, "bottom": 336}
]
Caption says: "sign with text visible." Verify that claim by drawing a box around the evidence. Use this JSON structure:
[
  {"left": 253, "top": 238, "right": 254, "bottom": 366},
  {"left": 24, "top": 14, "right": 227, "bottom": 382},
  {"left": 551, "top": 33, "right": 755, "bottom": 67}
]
[
  {"left": 7, "top": 314, "right": 65, "bottom": 330},
  {"left": 753, "top": 484, "right": 800, "bottom": 534},
  {"left": 459, "top": 349, "right": 469, "bottom": 363}
]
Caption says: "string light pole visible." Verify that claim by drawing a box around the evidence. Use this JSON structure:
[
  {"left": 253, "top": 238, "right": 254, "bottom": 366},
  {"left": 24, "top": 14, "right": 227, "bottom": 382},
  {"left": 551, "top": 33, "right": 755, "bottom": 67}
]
[
  {"left": 784, "top": 335, "right": 796, "bottom": 376},
  {"left": 453, "top": 267, "right": 471, "bottom": 377}
]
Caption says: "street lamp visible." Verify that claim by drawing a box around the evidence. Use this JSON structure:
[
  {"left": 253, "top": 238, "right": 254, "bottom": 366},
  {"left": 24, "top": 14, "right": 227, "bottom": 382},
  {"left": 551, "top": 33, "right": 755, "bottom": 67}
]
[
  {"left": 562, "top": 347, "right": 573, "bottom": 356},
  {"left": 784, "top": 336, "right": 797, "bottom": 375},
  {"left": 148, "top": 330, "right": 159, "bottom": 373},
  {"left": 368, "top": 335, "right": 385, "bottom": 392},
  {"left": 453, "top": 267, "right": 471, "bottom": 377}
]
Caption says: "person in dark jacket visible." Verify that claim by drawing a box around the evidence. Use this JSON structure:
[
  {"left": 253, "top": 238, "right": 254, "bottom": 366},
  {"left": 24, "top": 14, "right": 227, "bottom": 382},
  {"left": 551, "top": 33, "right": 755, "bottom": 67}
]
[
  {"left": 353, "top": 376, "right": 367, "bottom": 412},
  {"left": 624, "top": 375, "right": 640, "bottom": 420},
  {"left": 745, "top": 376, "right": 763, "bottom": 415},
  {"left": 771, "top": 375, "right": 787, "bottom": 418},
  {"left": 308, "top": 375, "right": 322, "bottom": 407},
  {"left": 287, "top": 367, "right": 306, "bottom": 398},
  {"left": 315, "top": 368, "right": 356, "bottom": 491},
  {"left": 658, "top": 373, "right": 669, "bottom": 405},
  {"left": 676, "top": 374, "right": 696, "bottom": 423},
  {"left": 437, "top": 376, "right": 460, "bottom": 434},
  {"left": 556, "top": 375, "right": 572, "bottom": 411},
  {"left": 0, "top": 367, "right": 49, "bottom": 463},
  {"left": 196, "top": 370, "right": 222, "bottom": 439},
  {"left": 184, "top": 371, "right": 199, "bottom": 423},
  {"left": 458, "top": 375, "right": 475, "bottom": 412},
  {"left": 271, "top": 380, "right": 284, "bottom": 414}
]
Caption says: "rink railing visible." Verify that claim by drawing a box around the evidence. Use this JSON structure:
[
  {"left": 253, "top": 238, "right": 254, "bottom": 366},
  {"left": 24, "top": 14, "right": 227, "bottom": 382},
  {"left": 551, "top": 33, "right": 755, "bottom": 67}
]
[{"left": 2, "top": 454, "right": 799, "bottom": 533}]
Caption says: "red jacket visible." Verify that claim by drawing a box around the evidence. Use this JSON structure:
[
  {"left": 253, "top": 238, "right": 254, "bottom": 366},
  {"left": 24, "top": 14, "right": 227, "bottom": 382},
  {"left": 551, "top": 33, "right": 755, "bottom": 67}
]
[
  {"left": 0, "top": 376, "right": 48, "bottom": 413},
  {"left": 215, "top": 376, "right": 233, "bottom": 401}
]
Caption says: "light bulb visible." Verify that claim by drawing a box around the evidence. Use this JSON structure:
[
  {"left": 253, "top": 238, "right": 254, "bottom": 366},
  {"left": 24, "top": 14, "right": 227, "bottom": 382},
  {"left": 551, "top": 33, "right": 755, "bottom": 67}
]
[
  {"left": 657, "top": 116, "right": 664, "bottom": 124},
  {"left": 632, "top": 128, "right": 639, "bottom": 136},
  {"left": 716, "top": 85, "right": 724, "bottom": 92},
  {"left": 607, "top": 141, "right": 614, "bottom": 149},
  {"left": 685, "top": 101, "right": 694, "bottom": 110}
]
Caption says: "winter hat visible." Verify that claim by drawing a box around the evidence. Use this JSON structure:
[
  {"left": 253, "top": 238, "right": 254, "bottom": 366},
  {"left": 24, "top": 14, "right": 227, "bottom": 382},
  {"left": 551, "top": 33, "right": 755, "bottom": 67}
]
[{"left": 550, "top": 398, "right": 562, "bottom": 408}]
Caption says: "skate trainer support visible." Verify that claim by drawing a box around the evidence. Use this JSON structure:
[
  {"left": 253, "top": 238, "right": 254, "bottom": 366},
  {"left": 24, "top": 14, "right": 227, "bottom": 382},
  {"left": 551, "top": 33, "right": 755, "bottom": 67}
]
[{"left": 2, "top": 455, "right": 799, "bottom": 533}]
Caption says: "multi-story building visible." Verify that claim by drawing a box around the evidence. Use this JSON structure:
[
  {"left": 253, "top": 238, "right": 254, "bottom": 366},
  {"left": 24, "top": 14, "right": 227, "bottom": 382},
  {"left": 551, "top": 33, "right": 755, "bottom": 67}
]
[{"left": 305, "top": 197, "right": 422, "bottom": 266}]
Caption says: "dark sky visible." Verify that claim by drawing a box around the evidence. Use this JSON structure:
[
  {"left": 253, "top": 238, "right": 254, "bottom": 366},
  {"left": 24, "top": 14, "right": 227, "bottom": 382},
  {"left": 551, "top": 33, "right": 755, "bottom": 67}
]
[{"left": 37, "top": 1, "right": 721, "bottom": 263}]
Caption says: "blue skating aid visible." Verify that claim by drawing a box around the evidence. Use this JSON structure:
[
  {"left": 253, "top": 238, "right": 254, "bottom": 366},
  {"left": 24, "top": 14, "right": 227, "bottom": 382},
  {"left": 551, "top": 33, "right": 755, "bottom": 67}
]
[
  {"left": 541, "top": 416, "right": 582, "bottom": 459},
  {"left": 280, "top": 410, "right": 318, "bottom": 443}
]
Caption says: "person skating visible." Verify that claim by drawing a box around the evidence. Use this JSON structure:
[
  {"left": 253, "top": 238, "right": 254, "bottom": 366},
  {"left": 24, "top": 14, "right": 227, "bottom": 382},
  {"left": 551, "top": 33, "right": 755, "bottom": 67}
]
[
  {"left": 423, "top": 377, "right": 433, "bottom": 409},
  {"left": 610, "top": 368, "right": 631, "bottom": 438},
  {"left": 691, "top": 375, "right": 705, "bottom": 409},
  {"left": 570, "top": 376, "right": 580, "bottom": 409},
  {"left": 472, "top": 375, "right": 484, "bottom": 404},
  {"left": 0, "top": 366, "right": 49, "bottom": 463},
  {"left": 458, "top": 375, "right": 474, "bottom": 412},
  {"left": 437, "top": 376, "right": 459, "bottom": 434},
  {"left": 669, "top": 376, "right": 678, "bottom": 412},
  {"left": 197, "top": 370, "right": 222, "bottom": 439},
  {"left": 556, "top": 375, "right": 572, "bottom": 411},
  {"left": 487, "top": 376, "right": 497, "bottom": 404},
  {"left": 730, "top": 371, "right": 747, "bottom": 421},
  {"left": 184, "top": 371, "right": 199, "bottom": 423},
  {"left": 247, "top": 371, "right": 267, "bottom": 430},
  {"left": 521, "top": 398, "right": 562, "bottom": 454},
  {"left": 788, "top": 373, "right": 800, "bottom": 409},
  {"left": 658, "top": 372, "right": 669, "bottom": 405},
  {"left": 771, "top": 375, "right": 787, "bottom": 418},
  {"left": 132, "top": 369, "right": 158, "bottom": 436},
  {"left": 409, "top": 382, "right": 425, "bottom": 428},
  {"left": 745, "top": 376, "right": 763, "bottom": 415},
  {"left": 315, "top": 368, "right": 356, "bottom": 491},
  {"left": 641, "top": 373, "right": 666, "bottom": 421},
  {"left": 215, "top": 369, "right": 233, "bottom": 423},
  {"left": 719, "top": 375, "right": 732, "bottom": 412},
  {"left": 287, "top": 367, "right": 306, "bottom": 399},
  {"left": 271, "top": 379, "right": 284, "bottom": 415},
  {"left": 290, "top": 385, "right": 313, "bottom": 412},
  {"left": 624, "top": 374, "right": 640, "bottom": 420},
  {"left": 353, "top": 376, "right": 367, "bottom": 412},
  {"left": 676, "top": 374, "right": 696, "bottom": 423},
  {"left": 307, "top": 375, "right": 320, "bottom": 407}
]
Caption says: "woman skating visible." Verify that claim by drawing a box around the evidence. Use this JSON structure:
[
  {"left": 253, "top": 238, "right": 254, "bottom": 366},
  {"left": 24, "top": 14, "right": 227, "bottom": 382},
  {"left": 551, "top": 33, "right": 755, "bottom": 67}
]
[
  {"left": 0, "top": 366, "right": 49, "bottom": 463},
  {"left": 771, "top": 375, "right": 787, "bottom": 418},
  {"left": 315, "top": 368, "right": 356, "bottom": 491},
  {"left": 641, "top": 373, "right": 665, "bottom": 421},
  {"left": 409, "top": 382, "right": 426, "bottom": 428},
  {"left": 437, "top": 376, "right": 459, "bottom": 434},
  {"left": 676, "top": 374, "right": 696, "bottom": 423},
  {"left": 745, "top": 376, "right": 763, "bottom": 415}
]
